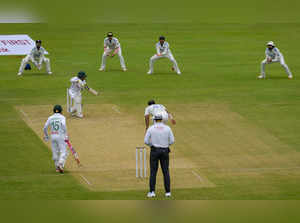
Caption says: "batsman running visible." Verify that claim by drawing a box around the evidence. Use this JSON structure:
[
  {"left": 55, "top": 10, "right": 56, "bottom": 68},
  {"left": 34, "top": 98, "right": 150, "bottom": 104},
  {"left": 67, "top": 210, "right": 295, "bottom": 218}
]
[
  {"left": 99, "top": 32, "right": 127, "bottom": 72},
  {"left": 144, "top": 99, "right": 176, "bottom": 131},
  {"left": 18, "top": 40, "right": 52, "bottom": 76},
  {"left": 43, "top": 105, "right": 69, "bottom": 173},
  {"left": 67, "top": 71, "right": 98, "bottom": 118}
]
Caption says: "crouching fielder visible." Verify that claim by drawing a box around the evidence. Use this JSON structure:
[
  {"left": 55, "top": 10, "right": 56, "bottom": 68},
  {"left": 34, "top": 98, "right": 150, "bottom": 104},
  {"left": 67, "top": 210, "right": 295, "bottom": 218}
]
[
  {"left": 258, "top": 41, "right": 293, "bottom": 79},
  {"left": 43, "top": 105, "right": 69, "bottom": 173},
  {"left": 99, "top": 32, "right": 127, "bottom": 72},
  {"left": 148, "top": 36, "right": 181, "bottom": 75},
  {"left": 18, "top": 40, "right": 52, "bottom": 76}
]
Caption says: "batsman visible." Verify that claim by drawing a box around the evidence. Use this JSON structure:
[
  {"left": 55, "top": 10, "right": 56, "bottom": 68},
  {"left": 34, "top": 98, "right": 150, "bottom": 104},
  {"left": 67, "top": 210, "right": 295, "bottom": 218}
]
[
  {"left": 43, "top": 105, "right": 69, "bottom": 173},
  {"left": 67, "top": 71, "right": 98, "bottom": 118}
]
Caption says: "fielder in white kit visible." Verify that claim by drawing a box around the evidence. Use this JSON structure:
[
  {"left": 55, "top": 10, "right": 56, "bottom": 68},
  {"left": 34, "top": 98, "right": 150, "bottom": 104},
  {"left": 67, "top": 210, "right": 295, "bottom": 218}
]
[
  {"left": 144, "top": 99, "right": 176, "bottom": 131},
  {"left": 68, "top": 71, "right": 88, "bottom": 118},
  {"left": 18, "top": 40, "right": 52, "bottom": 76},
  {"left": 43, "top": 105, "right": 69, "bottom": 173},
  {"left": 99, "top": 32, "right": 127, "bottom": 72},
  {"left": 258, "top": 41, "right": 293, "bottom": 79},
  {"left": 148, "top": 36, "right": 181, "bottom": 75}
]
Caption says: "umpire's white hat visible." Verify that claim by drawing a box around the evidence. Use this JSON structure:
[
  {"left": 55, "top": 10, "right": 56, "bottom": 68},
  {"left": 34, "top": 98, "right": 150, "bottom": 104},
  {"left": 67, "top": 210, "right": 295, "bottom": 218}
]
[{"left": 267, "top": 41, "right": 275, "bottom": 46}]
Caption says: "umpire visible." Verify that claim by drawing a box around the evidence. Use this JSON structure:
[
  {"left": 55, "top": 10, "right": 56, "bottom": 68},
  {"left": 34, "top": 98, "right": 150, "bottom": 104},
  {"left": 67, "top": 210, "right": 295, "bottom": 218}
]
[{"left": 144, "top": 113, "right": 175, "bottom": 198}]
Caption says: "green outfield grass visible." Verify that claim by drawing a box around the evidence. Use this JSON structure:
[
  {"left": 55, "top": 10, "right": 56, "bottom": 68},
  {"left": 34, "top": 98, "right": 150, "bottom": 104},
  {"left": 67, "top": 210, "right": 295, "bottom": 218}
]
[{"left": 1, "top": 0, "right": 300, "bottom": 199}]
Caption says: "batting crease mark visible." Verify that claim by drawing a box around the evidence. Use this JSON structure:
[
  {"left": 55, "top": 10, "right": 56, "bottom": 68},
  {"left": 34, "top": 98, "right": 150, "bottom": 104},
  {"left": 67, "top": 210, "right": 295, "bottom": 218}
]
[
  {"left": 192, "top": 170, "right": 203, "bottom": 182},
  {"left": 221, "top": 166, "right": 300, "bottom": 172},
  {"left": 80, "top": 174, "right": 92, "bottom": 185}
]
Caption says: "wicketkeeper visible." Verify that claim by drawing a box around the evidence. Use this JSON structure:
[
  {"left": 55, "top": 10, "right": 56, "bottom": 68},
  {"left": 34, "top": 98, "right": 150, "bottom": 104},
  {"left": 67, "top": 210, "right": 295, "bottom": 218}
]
[
  {"left": 258, "top": 41, "right": 293, "bottom": 79},
  {"left": 99, "top": 32, "right": 127, "bottom": 72},
  {"left": 148, "top": 36, "right": 181, "bottom": 75},
  {"left": 43, "top": 105, "right": 69, "bottom": 173},
  {"left": 18, "top": 40, "right": 52, "bottom": 76}
]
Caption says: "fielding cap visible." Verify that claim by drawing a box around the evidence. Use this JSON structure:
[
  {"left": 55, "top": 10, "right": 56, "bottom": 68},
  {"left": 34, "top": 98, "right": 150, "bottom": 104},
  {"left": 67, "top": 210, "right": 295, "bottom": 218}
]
[
  {"left": 267, "top": 41, "right": 275, "bottom": 46},
  {"left": 107, "top": 32, "right": 113, "bottom": 37},
  {"left": 159, "top": 36, "right": 165, "bottom": 40},
  {"left": 36, "top": 40, "right": 42, "bottom": 44}
]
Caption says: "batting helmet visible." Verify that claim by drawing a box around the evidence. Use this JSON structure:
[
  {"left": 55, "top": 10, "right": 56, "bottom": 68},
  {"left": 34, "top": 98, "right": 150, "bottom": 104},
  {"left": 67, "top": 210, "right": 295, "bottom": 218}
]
[
  {"left": 159, "top": 36, "right": 165, "bottom": 41},
  {"left": 77, "top": 71, "right": 87, "bottom": 79},
  {"left": 25, "top": 63, "right": 31, "bottom": 70},
  {"left": 148, "top": 99, "right": 156, "bottom": 105},
  {"left": 53, "top": 105, "right": 62, "bottom": 113}
]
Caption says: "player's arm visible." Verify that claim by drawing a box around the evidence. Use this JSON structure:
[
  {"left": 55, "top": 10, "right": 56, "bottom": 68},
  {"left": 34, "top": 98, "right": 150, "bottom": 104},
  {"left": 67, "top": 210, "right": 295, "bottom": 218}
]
[
  {"left": 111, "top": 40, "right": 120, "bottom": 56},
  {"left": 30, "top": 49, "right": 39, "bottom": 66},
  {"left": 169, "top": 128, "right": 175, "bottom": 145},
  {"left": 161, "top": 43, "right": 168, "bottom": 55},
  {"left": 145, "top": 115, "right": 150, "bottom": 131},
  {"left": 61, "top": 118, "right": 69, "bottom": 141},
  {"left": 167, "top": 110, "right": 176, "bottom": 125},
  {"left": 156, "top": 43, "right": 162, "bottom": 56},
  {"left": 144, "top": 128, "right": 152, "bottom": 146},
  {"left": 38, "top": 49, "right": 45, "bottom": 65},
  {"left": 274, "top": 48, "right": 282, "bottom": 58},
  {"left": 265, "top": 49, "right": 272, "bottom": 62},
  {"left": 43, "top": 119, "right": 50, "bottom": 141}
]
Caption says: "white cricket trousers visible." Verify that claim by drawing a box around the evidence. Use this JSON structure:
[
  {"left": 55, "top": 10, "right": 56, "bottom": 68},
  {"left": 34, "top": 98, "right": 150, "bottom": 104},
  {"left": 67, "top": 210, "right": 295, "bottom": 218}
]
[
  {"left": 149, "top": 53, "right": 180, "bottom": 73},
  {"left": 69, "top": 90, "right": 83, "bottom": 117},
  {"left": 51, "top": 135, "right": 69, "bottom": 168},
  {"left": 100, "top": 48, "right": 126, "bottom": 70},
  {"left": 18, "top": 55, "right": 51, "bottom": 74},
  {"left": 261, "top": 57, "right": 292, "bottom": 77}
]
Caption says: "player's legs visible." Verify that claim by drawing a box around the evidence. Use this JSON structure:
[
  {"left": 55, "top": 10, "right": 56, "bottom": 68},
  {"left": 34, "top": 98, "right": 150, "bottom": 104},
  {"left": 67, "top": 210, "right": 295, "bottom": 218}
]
[
  {"left": 279, "top": 57, "right": 293, "bottom": 78},
  {"left": 74, "top": 95, "right": 83, "bottom": 118},
  {"left": 51, "top": 138, "right": 60, "bottom": 170},
  {"left": 43, "top": 57, "right": 52, "bottom": 74},
  {"left": 259, "top": 58, "right": 269, "bottom": 78},
  {"left": 148, "top": 55, "right": 161, "bottom": 74},
  {"left": 18, "top": 55, "right": 31, "bottom": 75},
  {"left": 99, "top": 49, "right": 112, "bottom": 71},
  {"left": 117, "top": 48, "right": 126, "bottom": 71},
  {"left": 167, "top": 53, "right": 181, "bottom": 74},
  {"left": 57, "top": 138, "right": 69, "bottom": 168}
]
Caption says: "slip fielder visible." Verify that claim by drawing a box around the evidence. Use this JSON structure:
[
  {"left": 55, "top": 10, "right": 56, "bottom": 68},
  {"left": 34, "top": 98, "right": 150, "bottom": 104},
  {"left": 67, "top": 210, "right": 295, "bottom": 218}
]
[
  {"left": 99, "top": 32, "right": 127, "bottom": 72},
  {"left": 18, "top": 40, "right": 52, "bottom": 76},
  {"left": 258, "top": 41, "right": 293, "bottom": 79},
  {"left": 148, "top": 36, "right": 181, "bottom": 75},
  {"left": 43, "top": 105, "right": 69, "bottom": 173}
]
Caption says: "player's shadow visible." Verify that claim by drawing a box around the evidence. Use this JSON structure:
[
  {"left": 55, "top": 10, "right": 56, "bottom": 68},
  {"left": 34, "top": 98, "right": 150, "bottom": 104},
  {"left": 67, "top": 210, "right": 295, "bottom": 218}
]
[
  {"left": 21, "top": 73, "right": 50, "bottom": 77},
  {"left": 267, "top": 76, "right": 292, "bottom": 80},
  {"left": 150, "top": 72, "right": 179, "bottom": 76}
]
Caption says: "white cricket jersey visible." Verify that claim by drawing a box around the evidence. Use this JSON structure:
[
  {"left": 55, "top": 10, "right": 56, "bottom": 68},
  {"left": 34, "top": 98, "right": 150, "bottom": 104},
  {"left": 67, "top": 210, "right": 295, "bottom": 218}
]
[
  {"left": 104, "top": 37, "right": 120, "bottom": 49},
  {"left": 265, "top": 47, "right": 283, "bottom": 59},
  {"left": 145, "top": 104, "right": 167, "bottom": 117},
  {"left": 30, "top": 46, "right": 46, "bottom": 61},
  {"left": 144, "top": 122, "right": 175, "bottom": 148},
  {"left": 69, "top": 76, "right": 86, "bottom": 96},
  {"left": 156, "top": 41, "right": 170, "bottom": 55},
  {"left": 43, "top": 113, "right": 67, "bottom": 139}
]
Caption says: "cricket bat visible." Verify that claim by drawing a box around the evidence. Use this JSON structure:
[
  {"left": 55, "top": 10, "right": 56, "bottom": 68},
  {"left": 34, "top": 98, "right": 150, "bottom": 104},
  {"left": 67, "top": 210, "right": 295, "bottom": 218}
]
[
  {"left": 65, "top": 139, "right": 81, "bottom": 166},
  {"left": 88, "top": 87, "right": 99, "bottom": 96}
]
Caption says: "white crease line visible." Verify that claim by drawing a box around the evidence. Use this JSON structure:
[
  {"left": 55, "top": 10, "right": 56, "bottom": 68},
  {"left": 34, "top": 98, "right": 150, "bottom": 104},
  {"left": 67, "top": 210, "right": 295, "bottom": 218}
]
[
  {"left": 19, "top": 109, "right": 29, "bottom": 118},
  {"left": 80, "top": 174, "right": 92, "bottom": 185},
  {"left": 192, "top": 170, "right": 203, "bottom": 182},
  {"left": 221, "top": 167, "right": 300, "bottom": 172},
  {"left": 112, "top": 105, "right": 121, "bottom": 114}
]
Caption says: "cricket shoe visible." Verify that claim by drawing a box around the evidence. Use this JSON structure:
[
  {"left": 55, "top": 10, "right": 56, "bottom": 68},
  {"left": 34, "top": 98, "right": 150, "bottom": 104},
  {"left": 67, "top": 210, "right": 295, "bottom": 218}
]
[
  {"left": 17, "top": 72, "right": 22, "bottom": 76},
  {"left": 288, "top": 74, "right": 293, "bottom": 79},
  {"left": 123, "top": 68, "right": 127, "bottom": 72},
  {"left": 177, "top": 71, "right": 181, "bottom": 75},
  {"left": 76, "top": 114, "right": 84, "bottom": 118},
  {"left": 98, "top": 67, "right": 105, "bottom": 71},
  {"left": 257, "top": 75, "right": 265, "bottom": 79},
  {"left": 147, "top": 191, "right": 156, "bottom": 198},
  {"left": 57, "top": 165, "right": 64, "bottom": 174},
  {"left": 55, "top": 167, "right": 60, "bottom": 173},
  {"left": 165, "top": 192, "right": 171, "bottom": 197},
  {"left": 147, "top": 70, "right": 153, "bottom": 75},
  {"left": 48, "top": 72, "right": 52, "bottom": 75}
]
